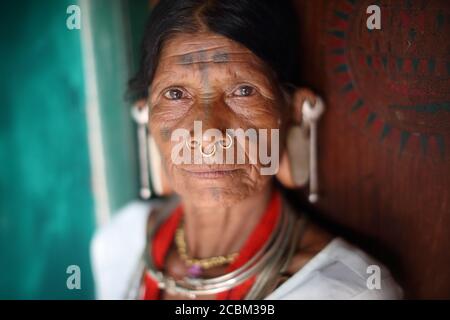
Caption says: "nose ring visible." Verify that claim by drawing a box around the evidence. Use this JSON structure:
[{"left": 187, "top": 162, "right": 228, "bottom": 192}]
[
  {"left": 185, "top": 137, "right": 216, "bottom": 157},
  {"left": 184, "top": 132, "right": 233, "bottom": 158},
  {"left": 200, "top": 143, "right": 216, "bottom": 158},
  {"left": 217, "top": 132, "right": 233, "bottom": 149}
]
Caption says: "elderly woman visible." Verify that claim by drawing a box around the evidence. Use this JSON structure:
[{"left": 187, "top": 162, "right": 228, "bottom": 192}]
[{"left": 91, "top": 0, "right": 403, "bottom": 300}]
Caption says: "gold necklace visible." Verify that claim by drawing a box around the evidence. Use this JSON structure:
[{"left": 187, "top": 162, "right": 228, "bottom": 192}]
[{"left": 175, "top": 223, "right": 239, "bottom": 271}]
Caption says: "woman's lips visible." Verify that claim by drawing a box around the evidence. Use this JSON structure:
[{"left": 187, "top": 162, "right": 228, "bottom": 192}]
[{"left": 179, "top": 166, "right": 240, "bottom": 179}]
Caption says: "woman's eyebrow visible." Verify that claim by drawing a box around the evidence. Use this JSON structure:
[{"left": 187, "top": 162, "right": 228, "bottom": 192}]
[{"left": 150, "top": 74, "right": 189, "bottom": 95}]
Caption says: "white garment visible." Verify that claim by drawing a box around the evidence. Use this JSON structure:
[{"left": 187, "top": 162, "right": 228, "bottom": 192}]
[{"left": 91, "top": 200, "right": 403, "bottom": 300}]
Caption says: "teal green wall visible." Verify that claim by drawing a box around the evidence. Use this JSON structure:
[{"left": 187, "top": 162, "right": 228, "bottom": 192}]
[
  {"left": 0, "top": 0, "right": 150, "bottom": 299},
  {"left": 0, "top": 0, "right": 95, "bottom": 299},
  {"left": 87, "top": 0, "right": 146, "bottom": 213}
]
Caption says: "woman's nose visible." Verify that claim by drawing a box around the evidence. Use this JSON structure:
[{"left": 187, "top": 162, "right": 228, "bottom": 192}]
[
  {"left": 200, "top": 97, "right": 228, "bottom": 124},
  {"left": 186, "top": 123, "right": 229, "bottom": 152},
  {"left": 185, "top": 100, "right": 233, "bottom": 155}
]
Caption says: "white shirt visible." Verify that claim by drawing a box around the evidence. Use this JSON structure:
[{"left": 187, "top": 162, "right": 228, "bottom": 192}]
[{"left": 91, "top": 200, "right": 403, "bottom": 300}]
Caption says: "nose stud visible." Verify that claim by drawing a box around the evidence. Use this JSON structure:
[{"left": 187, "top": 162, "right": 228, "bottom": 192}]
[{"left": 185, "top": 138, "right": 200, "bottom": 149}]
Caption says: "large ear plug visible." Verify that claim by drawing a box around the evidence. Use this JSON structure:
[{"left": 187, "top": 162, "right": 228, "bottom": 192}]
[
  {"left": 131, "top": 102, "right": 173, "bottom": 198},
  {"left": 148, "top": 132, "right": 173, "bottom": 196},
  {"left": 276, "top": 125, "right": 309, "bottom": 188}
]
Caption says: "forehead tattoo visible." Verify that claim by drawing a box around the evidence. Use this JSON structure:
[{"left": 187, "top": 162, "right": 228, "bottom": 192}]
[
  {"left": 177, "top": 50, "right": 229, "bottom": 65},
  {"left": 177, "top": 50, "right": 230, "bottom": 120},
  {"left": 212, "top": 51, "right": 229, "bottom": 63},
  {"left": 179, "top": 53, "right": 194, "bottom": 65}
]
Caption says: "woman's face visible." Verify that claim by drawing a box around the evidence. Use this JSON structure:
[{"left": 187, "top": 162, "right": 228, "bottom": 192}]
[{"left": 148, "top": 32, "right": 288, "bottom": 208}]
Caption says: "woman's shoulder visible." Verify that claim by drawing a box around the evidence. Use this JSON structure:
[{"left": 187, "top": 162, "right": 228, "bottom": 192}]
[
  {"left": 90, "top": 199, "right": 161, "bottom": 299},
  {"left": 267, "top": 220, "right": 403, "bottom": 300}
]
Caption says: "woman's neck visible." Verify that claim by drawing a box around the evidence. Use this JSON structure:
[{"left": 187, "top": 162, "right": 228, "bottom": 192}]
[{"left": 181, "top": 184, "right": 273, "bottom": 259}]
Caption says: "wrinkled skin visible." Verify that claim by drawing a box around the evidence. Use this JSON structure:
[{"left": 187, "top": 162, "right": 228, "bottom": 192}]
[
  {"left": 149, "top": 32, "right": 288, "bottom": 208},
  {"left": 146, "top": 32, "right": 332, "bottom": 300}
]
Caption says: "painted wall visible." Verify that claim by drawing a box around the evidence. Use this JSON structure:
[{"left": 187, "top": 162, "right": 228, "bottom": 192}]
[{"left": 292, "top": 0, "right": 450, "bottom": 298}]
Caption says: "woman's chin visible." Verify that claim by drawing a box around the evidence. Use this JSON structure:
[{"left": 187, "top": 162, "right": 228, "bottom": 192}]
[
  {"left": 171, "top": 166, "right": 268, "bottom": 207},
  {"left": 179, "top": 186, "right": 249, "bottom": 208}
]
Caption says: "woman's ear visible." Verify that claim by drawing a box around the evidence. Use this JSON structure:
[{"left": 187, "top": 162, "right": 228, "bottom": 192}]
[
  {"left": 276, "top": 87, "right": 317, "bottom": 189},
  {"left": 132, "top": 99, "right": 173, "bottom": 198},
  {"left": 277, "top": 151, "right": 297, "bottom": 188},
  {"left": 291, "top": 88, "right": 317, "bottom": 124}
]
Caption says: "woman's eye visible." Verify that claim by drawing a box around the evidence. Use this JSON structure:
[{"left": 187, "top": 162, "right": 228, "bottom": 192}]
[
  {"left": 233, "top": 85, "right": 255, "bottom": 97},
  {"left": 164, "top": 88, "right": 184, "bottom": 100}
]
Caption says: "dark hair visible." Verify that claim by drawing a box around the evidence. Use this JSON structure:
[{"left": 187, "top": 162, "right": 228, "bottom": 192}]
[{"left": 128, "top": 0, "right": 300, "bottom": 101}]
